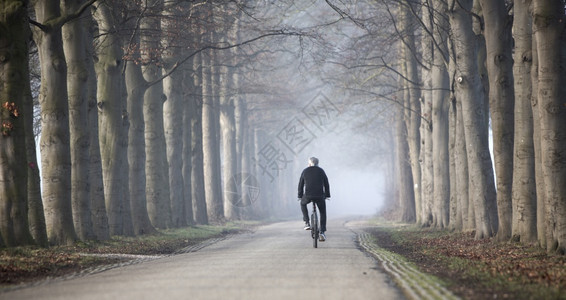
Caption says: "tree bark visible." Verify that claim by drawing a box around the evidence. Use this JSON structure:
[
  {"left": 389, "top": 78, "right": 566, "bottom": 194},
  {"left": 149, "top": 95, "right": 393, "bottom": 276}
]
[
  {"left": 431, "top": 0, "right": 450, "bottom": 228},
  {"left": 191, "top": 54, "right": 208, "bottom": 224},
  {"left": 125, "top": 58, "right": 155, "bottom": 235},
  {"left": 63, "top": 0, "right": 95, "bottom": 241},
  {"left": 220, "top": 4, "right": 241, "bottom": 220},
  {"left": 399, "top": 1, "right": 419, "bottom": 224},
  {"left": 161, "top": 3, "right": 186, "bottom": 227},
  {"left": 449, "top": 0, "right": 498, "bottom": 239},
  {"left": 202, "top": 49, "right": 224, "bottom": 222},
  {"left": 510, "top": 0, "right": 537, "bottom": 244},
  {"left": 182, "top": 68, "right": 195, "bottom": 225},
  {"left": 20, "top": 3, "right": 48, "bottom": 247},
  {"left": 33, "top": 0, "right": 78, "bottom": 245},
  {"left": 418, "top": 0, "right": 433, "bottom": 226},
  {"left": 220, "top": 77, "right": 238, "bottom": 220},
  {"left": 479, "top": 0, "right": 515, "bottom": 241},
  {"left": 395, "top": 99, "right": 415, "bottom": 223},
  {"left": 141, "top": 0, "right": 171, "bottom": 229},
  {"left": 163, "top": 56, "right": 186, "bottom": 227},
  {"left": 0, "top": 0, "right": 36, "bottom": 246},
  {"left": 85, "top": 15, "right": 108, "bottom": 241},
  {"left": 530, "top": 26, "right": 546, "bottom": 249},
  {"left": 93, "top": 2, "right": 130, "bottom": 236},
  {"left": 532, "top": 0, "right": 566, "bottom": 254}
]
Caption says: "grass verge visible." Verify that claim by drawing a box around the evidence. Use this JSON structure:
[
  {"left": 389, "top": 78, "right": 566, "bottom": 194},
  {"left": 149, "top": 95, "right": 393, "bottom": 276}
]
[
  {"left": 363, "top": 219, "right": 566, "bottom": 300},
  {"left": 0, "top": 221, "right": 258, "bottom": 289}
]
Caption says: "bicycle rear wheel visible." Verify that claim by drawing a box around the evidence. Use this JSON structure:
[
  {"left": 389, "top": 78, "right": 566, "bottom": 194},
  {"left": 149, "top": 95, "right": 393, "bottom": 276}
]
[{"left": 311, "top": 211, "right": 318, "bottom": 248}]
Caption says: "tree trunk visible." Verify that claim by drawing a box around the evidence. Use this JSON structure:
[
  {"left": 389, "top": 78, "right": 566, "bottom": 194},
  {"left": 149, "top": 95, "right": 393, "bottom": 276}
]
[
  {"left": 532, "top": 0, "right": 566, "bottom": 254},
  {"left": 182, "top": 68, "right": 195, "bottom": 225},
  {"left": 418, "top": 0, "right": 433, "bottom": 226},
  {"left": 163, "top": 63, "right": 186, "bottom": 227},
  {"left": 93, "top": 2, "right": 130, "bottom": 236},
  {"left": 0, "top": 0, "right": 35, "bottom": 246},
  {"left": 420, "top": 97, "right": 433, "bottom": 226},
  {"left": 530, "top": 27, "right": 546, "bottom": 249},
  {"left": 25, "top": 79, "right": 47, "bottom": 246},
  {"left": 202, "top": 51, "right": 224, "bottom": 222},
  {"left": 141, "top": 0, "right": 171, "bottom": 229},
  {"left": 33, "top": 0, "right": 77, "bottom": 245},
  {"left": 63, "top": 0, "right": 95, "bottom": 241},
  {"left": 454, "top": 84, "right": 473, "bottom": 231},
  {"left": 431, "top": 0, "right": 450, "bottom": 228},
  {"left": 220, "top": 5, "right": 241, "bottom": 220},
  {"left": 395, "top": 101, "right": 415, "bottom": 223},
  {"left": 20, "top": 4, "right": 48, "bottom": 246},
  {"left": 238, "top": 101, "right": 257, "bottom": 219},
  {"left": 220, "top": 78, "right": 238, "bottom": 220},
  {"left": 162, "top": 2, "right": 187, "bottom": 227},
  {"left": 479, "top": 0, "right": 515, "bottom": 241},
  {"left": 449, "top": 0, "right": 498, "bottom": 239},
  {"left": 85, "top": 16, "right": 108, "bottom": 241},
  {"left": 448, "top": 94, "right": 461, "bottom": 230},
  {"left": 191, "top": 54, "right": 208, "bottom": 224},
  {"left": 125, "top": 57, "right": 155, "bottom": 235},
  {"left": 399, "top": 1, "right": 419, "bottom": 225},
  {"left": 510, "top": 0, "right": 537, "bottom": 244}
]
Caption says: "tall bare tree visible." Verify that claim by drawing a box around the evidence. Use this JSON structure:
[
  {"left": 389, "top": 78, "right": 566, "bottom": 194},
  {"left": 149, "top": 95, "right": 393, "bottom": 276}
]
[
  {"left": 191, "top": 53, "right": 208, "bottom": 225},
  {"left": 478, "top": 0, "right": 515, "bottom": 241},
  {"left": 0, "top": 0, "right": 35, "bottom": 246},
  {"left": 532, "top": 0, "right": 566, "bottom": 254},
  {"left": 125, "top": 35, "right": 156, "bottom": 235},
  {"left": 201, "top": 2, "right": 224, "bottom": 222},
  {"left": 395, "top": 96, "right": 415, "bottom": 222},
  {"left": 93, "top": 1, "right": 132, "bottom": 236},
  {"left": 85, "top": 9, "right": 109, "bottom": 241},
  {"left": 430, "top": 0, "right": 450, "bottom": 228},
  {"left": 141, "top": 0, "right": 172, "bottom": 229},
  {"left": 511, "top": 0, "right": 537, "bottom": 244},
  {"left": 530, "top": 21, "right": 546, "bottom": 249},
  {"left": 182, "top": 67, "right": 195, "bottom": 225},
  {"left": 63, "top": 0, "right": 95, "bottom": 240},
  {"left": 220, "top": 3, "right": 241, "bottom": 220},
  {"left": 32, "top": 0, "right": 78, "bottom": 245},
  {"left": 202, "top": 48, "right": 224, "bottom": 222},
  {"left": 449, "top": 0, "right": 498, "bottom": 239},
  {"left": 398, "top": 0, "right": 419, "bottom": 224},
  {"left": 162, "top": 1, "right": 187, "bottom": 227},
  {"left": 418, "top": 0, "right": 433, "bottom": 226}
]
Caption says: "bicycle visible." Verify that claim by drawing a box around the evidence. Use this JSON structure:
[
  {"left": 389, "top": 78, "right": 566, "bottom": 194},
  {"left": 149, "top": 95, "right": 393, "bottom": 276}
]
[{"left": 310, "top": 201, "right": 320, "bottom": 248}]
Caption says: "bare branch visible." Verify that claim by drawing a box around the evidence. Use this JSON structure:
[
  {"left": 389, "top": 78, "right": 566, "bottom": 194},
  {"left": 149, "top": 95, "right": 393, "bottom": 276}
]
[
  {"left": 147, "top": 29, "right": 306, "bottom": 87},
  {"left": 324, "top": 0, "right": 366, "bottom": 29},
  {"left": 29, "top": 0, "right": 98, "bottom": 31}
]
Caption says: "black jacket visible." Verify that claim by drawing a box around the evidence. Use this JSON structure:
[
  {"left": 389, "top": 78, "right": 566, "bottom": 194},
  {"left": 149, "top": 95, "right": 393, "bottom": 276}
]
[{"left": 298, "top": 166, "right": 330, "bottom": 200}]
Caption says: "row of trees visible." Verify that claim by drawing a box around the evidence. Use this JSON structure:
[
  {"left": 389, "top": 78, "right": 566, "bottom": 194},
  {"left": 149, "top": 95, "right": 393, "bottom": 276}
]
[
  {"left": 1, "top": 0, "right": 319, "bottom": 247},
  {"left": 383, "top": 0, "right": 566, "bottom": 254},
  {"left": 3, "top": 0, "right": 564, "bottom": 255}
]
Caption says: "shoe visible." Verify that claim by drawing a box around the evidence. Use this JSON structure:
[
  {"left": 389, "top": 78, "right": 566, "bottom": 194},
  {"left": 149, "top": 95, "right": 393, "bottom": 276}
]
[
  {"left": 304, "top": 222, "right": 311, "bottom": 230},
  {"left": 319, "top": 232, "right": 326, "bottom": 241}
]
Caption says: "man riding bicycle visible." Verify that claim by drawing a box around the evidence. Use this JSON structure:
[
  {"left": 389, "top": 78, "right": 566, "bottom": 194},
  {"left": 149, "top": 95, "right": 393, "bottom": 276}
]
[{"left": 298, "top": 157, "right": 330, "bottom": 241}]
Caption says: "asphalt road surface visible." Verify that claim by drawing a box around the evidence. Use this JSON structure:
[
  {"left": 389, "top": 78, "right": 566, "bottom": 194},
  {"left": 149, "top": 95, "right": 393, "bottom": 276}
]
[{"left": 2, "top": 219, "right": 405, "bottom": 300}]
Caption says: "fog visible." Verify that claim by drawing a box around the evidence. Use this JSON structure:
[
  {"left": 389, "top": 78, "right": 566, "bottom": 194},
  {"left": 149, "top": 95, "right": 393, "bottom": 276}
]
[
  {"left": 251, "top": 89, "right": 395, "bottom": 218},
  {"left": 238, "top": 2, "right": 397, "bottom": 219},
  {"left": 302, "top": 112, "right": 389, "bottom": 217}
]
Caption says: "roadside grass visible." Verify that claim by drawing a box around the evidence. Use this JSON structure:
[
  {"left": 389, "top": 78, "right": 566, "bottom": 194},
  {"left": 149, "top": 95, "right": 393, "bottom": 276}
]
[
  {"left": 364, "top": 219, "right": 566, "bottom": 300},
  {"left": 0, "top": 221, "right": 259, "bottom": 288}
]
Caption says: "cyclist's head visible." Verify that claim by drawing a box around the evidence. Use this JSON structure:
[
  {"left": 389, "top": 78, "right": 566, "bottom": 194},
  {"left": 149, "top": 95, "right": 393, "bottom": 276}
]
[{"left": 308, "top": 157, "right": 319, "bottom": 166}]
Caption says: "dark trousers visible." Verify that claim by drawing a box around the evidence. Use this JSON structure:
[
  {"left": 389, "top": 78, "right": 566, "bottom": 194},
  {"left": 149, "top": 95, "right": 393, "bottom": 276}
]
[{"left": 301, "top": 198, "right": 327, "bottom": 232}]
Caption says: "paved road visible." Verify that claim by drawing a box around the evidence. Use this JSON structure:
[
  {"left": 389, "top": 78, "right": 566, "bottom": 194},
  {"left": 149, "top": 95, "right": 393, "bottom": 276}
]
[{"left": 2, "top": 219, "right": 404, "bottom": 300}]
